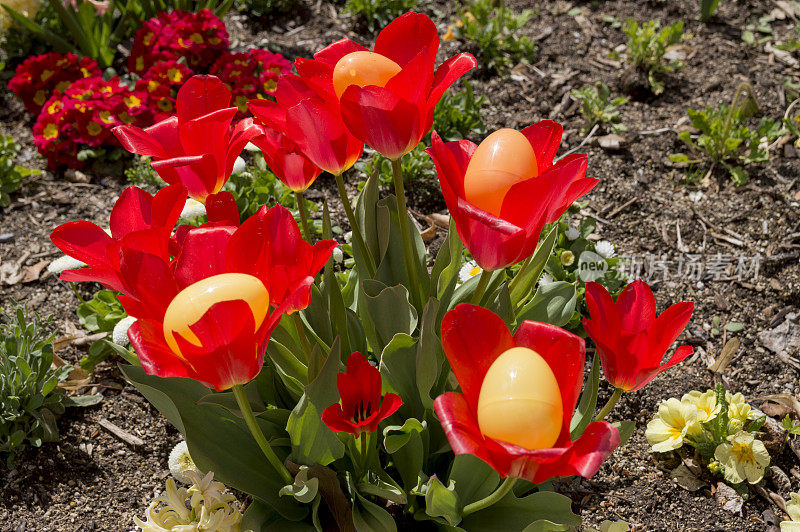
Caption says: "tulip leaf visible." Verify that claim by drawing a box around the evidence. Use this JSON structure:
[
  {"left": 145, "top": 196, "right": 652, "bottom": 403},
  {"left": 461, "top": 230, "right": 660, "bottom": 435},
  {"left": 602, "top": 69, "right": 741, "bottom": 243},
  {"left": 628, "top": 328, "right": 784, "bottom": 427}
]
[
  {"left": 448, "top": 454, "right": 501, "bottom": 509},
  {"left": 121, "top": 365, "right": 306, "bottom": 521},
  {"left": 521, "top": 520, "right": 571, "bottom": 531},
  {"left": 355, "top": 166, "right": 382, "bottom": 274},
  {"left": 241, "top": 500, "right": 316, "bottom": 531},
  {"left": 459, "top": 491, "right": 580, "bottom": 531},
  {"left": 303, "top": 284, "right": 334, "bottom": 350},
  {"left": 286, "top": 339, "right": 345, "bottom": 466},
  {"left": 379, "top": 333, "right": 424, "bottom": 418},
  {"left": 416, "top": 299, "right": 444, "bottom": 410},
  {"left": 425, "top": 476, "right": 461, "bottom": 526},
  {"left": 517, "top": 281, "right": 577, "bottom": 327},
  {"left": 352, "top": 491, "right": 397, "bottom": 532},
  {"left": 429, "top": 216, "right": 462, "bottom": 302},
  {"left": 612, "top": 420, "right": 636, "bottom": 445},
  {"left": 383, "top": 418, "right": 426, "bottom": 490},
  {"left": 373, "top": 196, "right": 429, "bottom": 300},
  {"left": 510, "top": 225, "right": 558, "bottom": 307},
  {"left": 451, "top": 269, "right": 506, "bottom": 308},
  {"left": 570, "top": 353, "right": 601, "bottom": 440},
  {"left": 362, "top": 280, "right": 418, "bottom": 352}
]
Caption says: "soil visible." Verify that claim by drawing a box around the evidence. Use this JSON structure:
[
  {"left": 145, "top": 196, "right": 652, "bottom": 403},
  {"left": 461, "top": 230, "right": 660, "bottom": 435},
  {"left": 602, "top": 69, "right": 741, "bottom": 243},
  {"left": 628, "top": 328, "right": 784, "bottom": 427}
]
[{"left": 2, "top": 0, "right": 800, "bottom": 530}]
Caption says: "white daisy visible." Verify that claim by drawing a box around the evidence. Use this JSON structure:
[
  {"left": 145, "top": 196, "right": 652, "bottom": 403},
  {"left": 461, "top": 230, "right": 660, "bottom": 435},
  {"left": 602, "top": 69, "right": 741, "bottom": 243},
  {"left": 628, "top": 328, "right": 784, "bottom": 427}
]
[
  {"left": 595, "top": 240, "right": 615, "bottom": 259},
  {"left": 112, "top": 316, "right": 136, "bottom": 346},
  {"left": 565, "top": 226, "right": 580, "bottom": 240},
  {"left": 458, "top": 261, "right": 482, "bottom": 283},
  {"left": 168, "top": 441, "right": 200, "bottom": 484}
]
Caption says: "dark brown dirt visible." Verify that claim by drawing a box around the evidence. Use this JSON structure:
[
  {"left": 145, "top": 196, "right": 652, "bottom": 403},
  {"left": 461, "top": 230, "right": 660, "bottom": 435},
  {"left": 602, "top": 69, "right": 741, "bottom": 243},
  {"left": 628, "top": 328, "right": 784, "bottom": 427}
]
[{"left": 2, "top": 0, "right": 800, "bottom": 530}]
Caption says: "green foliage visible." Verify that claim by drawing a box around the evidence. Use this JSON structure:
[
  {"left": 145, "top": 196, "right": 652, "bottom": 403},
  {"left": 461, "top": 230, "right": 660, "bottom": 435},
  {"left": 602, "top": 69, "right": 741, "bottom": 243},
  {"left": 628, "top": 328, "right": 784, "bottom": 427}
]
[
  {"left": 0, "top": 306, "right": 69, "bottom": 469},
  {"left": 432, "top": 81, "right": 487, "bottom": 142},
  {"left": 238, "top": 0, "right": 293, "bottom": 17},
  {"left": 700, "top": 0, "right": 721, "bottom": 21},
  {"left": 775, "top": 26, "right": 800, "bottom": 52},
  {"left": 0, "top": 134, "right": 39, "bottom": 208},
  {"left": 452, "top": 0, "right": 536, "bottom": 75},
  {"left": 137, "top": 0, "right": 234, "bottom": 19},
  {"left": 623, "top": 19, "right": 685, "bottom": 95},
  {"left": 673, "top": 86, "right": 785, "bottom": 185},
  {"left": 124, "top": 155, "right": 164, "bottom": 189},
  {"left": 358, "top": 144, "right": 440, "bottom": 208},
  {"left": 0, "top": 2, "right": 64, "bottom": 67},
  {"left": 571, "top": 82, "right": 628, "bottom": 134},
  {"left": 343, "top": 0, "right": 418, "bottom": 33},
  {"left": 76, "top": 289, "right": 127, "bottom": 372}
]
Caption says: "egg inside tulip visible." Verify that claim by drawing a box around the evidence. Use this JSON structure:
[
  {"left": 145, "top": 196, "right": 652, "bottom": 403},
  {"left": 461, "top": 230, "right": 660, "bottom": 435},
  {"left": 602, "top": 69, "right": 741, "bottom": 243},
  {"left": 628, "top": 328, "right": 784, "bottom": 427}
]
[
  {"left": 163, "top": 273, "right": 269, "bottom": 357},
  {"left": 332, "top": 51, "right": 402, "bottom": 99},
  {"left": 463, "top": 128, "right": 538, "bottom": 216},
  {"left": 477, "top": 346, "right": 563, "bottom": 450}
]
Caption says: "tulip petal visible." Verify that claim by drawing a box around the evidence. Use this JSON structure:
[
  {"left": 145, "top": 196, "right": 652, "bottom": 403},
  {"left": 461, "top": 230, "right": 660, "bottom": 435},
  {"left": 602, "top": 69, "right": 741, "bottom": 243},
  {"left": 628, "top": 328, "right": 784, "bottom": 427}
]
[
  {"left": 129, "top": 319, "right": 192, "bottom": 380},
  {"left": 177, "top": 75, "right": 232, "bottom": 124},
  {"left": 109, "top": 187, "right": 154, "bottom": 239},
  {"left": 521, "top": 120, "right": 563, "bottom": 173},
  {"left": 441, "top": 304, "right": 515, "bottom": 413},
  {"left": 173, "top": 226, "right": 236, "bottom": 288},
  {"left": 60, "top": 267, "right": 125, "bottom": 293},
  {"left": 628, "top": 345, "right": 694, "bottom": 391},
  {"left": 513, "top": 320, "right": 586, "bottom": 445},
  {"left": 322, "top": 404, "right": 360, "bottom": 433},
  {"left": 151, "top": 154, "right": 219, "bottom": 201},
  {"left": 50, "top": 220, "right": 113, "bottom": 267},
  {"left": 434, "top": 392, "right": 506, "bottom": 473},
  {"left": 113, "top": 124, "right": 169, "bottom": 158},
  {"left": 249, "top": 98, "right": 288, "bottom": 131},
  {"left": 226, "top": 117, "right": 265, "bottom": 178},
  {"left": 205, "top": 191, "right": 240, "bottom": 226},
  {"left": 427, "top": 52, "right": 479, "bottom": 112},
  {"left": 151, "top": 184, "right": 188, "bottom": 229},
  {"left": 649, "top": 302, "right": 694, "bottom": 362},
  {"left": 374, "top": 12, "right": 439, "bottom": 68},
  {"left": 617, "top": 279, "right": 657, "bottom": 332},
  {"left": 313, "top": 38, "right": 368, "bottom": 67}
]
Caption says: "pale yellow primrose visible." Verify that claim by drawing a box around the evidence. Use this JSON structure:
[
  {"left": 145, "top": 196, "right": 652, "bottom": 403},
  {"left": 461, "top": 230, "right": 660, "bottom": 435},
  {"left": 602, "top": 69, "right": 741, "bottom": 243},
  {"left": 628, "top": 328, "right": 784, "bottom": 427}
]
[
  {"left": 781, "top": 492, "right": 800, "bottom": 531},
  {"left": 133, "top": 471, "right": 242, "bottom": 532},
  {"left": 645, "top": 398, "right": 701, "bottom": 452},
  {"left": 714, "top": 431, "right": 770, "bottom": 485}
]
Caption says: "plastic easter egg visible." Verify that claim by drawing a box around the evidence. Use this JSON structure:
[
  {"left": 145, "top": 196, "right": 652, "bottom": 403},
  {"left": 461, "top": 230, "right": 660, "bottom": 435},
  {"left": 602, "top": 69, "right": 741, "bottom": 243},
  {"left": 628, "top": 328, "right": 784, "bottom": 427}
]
[
  {"left": 163, "top": 273, "right": 269, "bottom": 357},
  {"left": 332, "top": 51, "right": 402, "bottom": 99},
  {"left": 463, "top": 128, "right": 538, "bottom": 216},
  {"left": 477, "top": 346, "right": 563, "bottom": 450}
]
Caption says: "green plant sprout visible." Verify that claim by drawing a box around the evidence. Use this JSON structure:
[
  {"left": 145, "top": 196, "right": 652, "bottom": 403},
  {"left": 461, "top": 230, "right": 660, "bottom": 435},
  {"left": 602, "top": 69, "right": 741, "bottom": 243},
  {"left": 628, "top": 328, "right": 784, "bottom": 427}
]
[
  {"left": 671, "top": 82, "right": 785, "bottom": 185},
  {"left": 0, "top": 134, "right": 39, "bottom": 208},
  {"left": 623, "top": 19, "right": 685, "bottom": 95},
  {"left": 343, "top": 0, "right": 418, "bottom": 33},
  {"left": 571, "top": 82, "right": 628, "bottom": 134},
  {"left": 432, "top": 80, "right": 487, "bottom": 142},
  {"left": 700, "top": 0, "right": 721, "bottom": 21}
]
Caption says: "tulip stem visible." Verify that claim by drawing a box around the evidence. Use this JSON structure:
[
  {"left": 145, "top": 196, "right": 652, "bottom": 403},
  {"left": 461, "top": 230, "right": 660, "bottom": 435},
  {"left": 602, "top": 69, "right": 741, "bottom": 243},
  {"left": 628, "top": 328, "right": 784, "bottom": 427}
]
[
  {"left": 292, "top": 312, "right": 312, "bottom": 364},
  {"left": 295, "top": 192, "right": 312, "bottom": 242},
  {"left": 470, "top": 268, "right": 493, "bottom": 305},
  {"left": 594, "top": 387, "right": 624, "bottom": 423},
  {"left": 334, "top": 173, "right": 376, "bottom": 277},
  {"left": 462, "top": 477, "right": 517, "bottom": 516},
  {"left": 232, "top": 384, "right": 293, "bottom": 485},
  {"left": 390, "top": 158, "right": 423, "bottom": 310}
]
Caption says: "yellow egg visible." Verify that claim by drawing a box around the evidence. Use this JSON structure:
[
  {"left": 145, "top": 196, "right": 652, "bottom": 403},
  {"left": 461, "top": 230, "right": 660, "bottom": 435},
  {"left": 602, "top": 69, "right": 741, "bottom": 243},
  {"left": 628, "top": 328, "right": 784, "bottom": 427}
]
[
  {"left": 477, "top": 347, "right": 563, "bottom": 450},
  {"left": 162, "top": 273, "right": 269, "bottom": 358},
  {"left": 332, "top": 51, "right": 402, "bottom": 99},
  {"left": 463, "top": 128, "right": 538, "bottom": 216}
]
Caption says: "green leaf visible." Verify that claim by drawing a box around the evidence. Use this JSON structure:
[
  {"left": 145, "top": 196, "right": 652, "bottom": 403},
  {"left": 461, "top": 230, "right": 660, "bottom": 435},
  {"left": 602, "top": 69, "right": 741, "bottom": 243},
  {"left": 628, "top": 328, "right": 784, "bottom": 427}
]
[
  {"left": 63, "top": 394, "right": 103, "bottom": 407},
  {"left": 286, "top": 339, "right": 345, "bottom": 466},
  {"left": 570, "top": 353, "right": 600, "bottom": 439},
  {"left": 120, "top": 365, "right": 306, "bottom": 521},
  {"left": 361, "top": 280, "right": 417, "bottom": 352},
  {"left": 448, "top": 454, "right": 500, "bottom": 509},
  {"left": 416, "top": 299, "right": 443, "bottom": 410},
  {"left": 379, "top": 333, "right": 423, "bottom": 417},
  {"left": 459, "top": 491, "right": 580, "bottom": 531},
  {"left": 279, "top": 467, "right": 320, "bottom": 504},
  {"left": 612, "top": 420, "right": 636, "bottom": 445},
  {"left": 522, "top": 521, "right": 570, "bottom": 532},
  {"left": 425, "top": 476, "right": 460, "bottom": 526},
  {"left": 510, "top": 226, "right": 558, "bottom": 307},
  {"left": 242, "top": 500, "right": 316, "bottom": 532},
  {"left": 352, "top": 491, "right": 397, "bottom": 532},
  {"left": 517, "top": 281, "right": 577, "bottom": 327},
  {"left": 383, "top": 418, "right": 426, "bottom": 490},
  {"left": 724, "top": 322, "right": 744, "bottom": 332},
  {"left": 728, "top": 166, "right": 748, "bottom": 186}
]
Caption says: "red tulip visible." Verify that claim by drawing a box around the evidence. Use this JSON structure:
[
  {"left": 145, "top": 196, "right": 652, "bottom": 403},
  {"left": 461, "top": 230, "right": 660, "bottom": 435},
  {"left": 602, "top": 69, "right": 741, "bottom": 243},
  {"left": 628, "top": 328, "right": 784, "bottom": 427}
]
[
  {"left": 113, "top": 75, "right": 264, "bottom": 203},
  {"left": 322, "top": 352, "right": 402, "bottom": 435},
  {"left": 248, "top": 124, "right": 322, "bottom": 192},
  {"left": 583, "top": 280, "right": 694, "bottom": 392},
  {"left": 427, "top": 121, "right": 598, "bottom": 271},
  {"left": 51, "top": 187, "right": 336, "bottom": 390},
  {"left": 50, "top": 184, "right": 186, "bottom": 293},
  {"left": 248, "top": 75, "right": 363, "bottom": 176},
  {"left": 293, "top": 12, "right": 477, "bottom": 160},
  {"left": 433, "top": 304, "right": 620, "bottom": 484}
]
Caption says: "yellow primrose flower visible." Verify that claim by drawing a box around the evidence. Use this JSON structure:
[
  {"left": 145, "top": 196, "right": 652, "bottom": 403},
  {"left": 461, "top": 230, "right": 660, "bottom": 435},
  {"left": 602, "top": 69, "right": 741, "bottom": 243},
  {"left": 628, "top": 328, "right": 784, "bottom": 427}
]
[
  {"left": 727, "top": 392, "right": 757, "bottom": 432},
  {"left": 714, "top": 431, "right": 769, "bottom": 485},
  {"left": 681, "top": 390, "right": 719, "bottom": 423},
  {"left": 133, "top": 471, "right": 242, "bottom": 532},
  {"left": 645, "top": 398, "right": 701, "bottom": 452},
  {"left": 781, "top": 492, "right": 800, "bottom": 531}
]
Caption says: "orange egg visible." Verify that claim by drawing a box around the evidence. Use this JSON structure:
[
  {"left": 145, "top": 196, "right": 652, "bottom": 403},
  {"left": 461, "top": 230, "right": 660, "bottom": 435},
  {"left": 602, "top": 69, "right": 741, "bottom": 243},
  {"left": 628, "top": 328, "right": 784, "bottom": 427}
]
[
  {"left": 477, "top": 347, "right": 563, "bottom": 450},
  {"left": 463, "top": 128, "right": 538, "bottom": 216},
  {"left": 332, "top": 51, "right": 402, "bottom": 99},
  {"left": 162, "top": 273, "right": 269, "bottom": 357}
]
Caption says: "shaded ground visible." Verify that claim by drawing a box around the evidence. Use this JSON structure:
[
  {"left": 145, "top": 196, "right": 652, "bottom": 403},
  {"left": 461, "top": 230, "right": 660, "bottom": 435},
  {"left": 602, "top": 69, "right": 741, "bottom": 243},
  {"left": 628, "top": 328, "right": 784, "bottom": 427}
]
[{"left": 1, "top": 0, "right": 799, "bottom": 529}]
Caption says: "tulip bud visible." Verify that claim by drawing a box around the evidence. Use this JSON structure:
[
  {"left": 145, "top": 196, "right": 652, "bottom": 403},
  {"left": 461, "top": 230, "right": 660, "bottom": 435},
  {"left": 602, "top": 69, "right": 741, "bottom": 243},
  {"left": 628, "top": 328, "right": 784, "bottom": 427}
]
[
  {"left": 332, "top": 51, "right": 402, "bottom": 99},
  {"left": 477, "top": 347, "right": 563, "bottom": 449},
  {"left": 162, "top": 273, "right": 269, "bottom": 357}
]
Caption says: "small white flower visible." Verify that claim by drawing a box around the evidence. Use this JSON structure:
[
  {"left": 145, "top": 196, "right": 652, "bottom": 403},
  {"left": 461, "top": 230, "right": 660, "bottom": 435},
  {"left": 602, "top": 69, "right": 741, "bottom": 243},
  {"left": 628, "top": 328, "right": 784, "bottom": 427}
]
[
  {"left": 343, "top": 231, "right": 353, "bottom": 243},
  {"left": 688, "top": 190, "right": 704, "bottom": 203},
  {"left": 538, "top": 272, "right": 554, "bottom": 286},
  {"left": 232, "top": 156, "right": 246, "bottom": 175},
  {"left": 565, "top": 226, "right": 580, "bottom": 240},
  {"left": 179, "top": 198, "right": 206, "bottom": 222},
  {"left": 168, "top": 441, "right": 200, "bottom": 484},
  {"left": 595, "top": 240, "right": 615, "bottom": 259},
  {"left": 47, "top": 255, "right": 87, "bottom": 275},
  {"left": 112, "top": 316, "right": 136, "bottom": 346},
  {"left": 332, "top": 247, "right": 344, "bottom": 263},
  {"left": 458, "top": 261, "right": 482, "bottom": 283}
]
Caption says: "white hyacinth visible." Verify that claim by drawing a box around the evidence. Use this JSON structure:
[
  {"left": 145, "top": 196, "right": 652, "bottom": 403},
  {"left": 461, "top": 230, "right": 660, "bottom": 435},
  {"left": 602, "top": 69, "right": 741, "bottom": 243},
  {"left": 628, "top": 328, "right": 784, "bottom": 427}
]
[
  {"left": 595, "top": 240, "right": 616, "bottom": 259},
  {"left": 47, "top": 255, "right": 87, "bottom": 275},
  {"left": 168, "top": 441, "right": 200, "bottom": 484},
  {"left": 565, "top": 226, "right": 581, "bottom": 240},
  {"left": 112, "top": 316, "right": 136, "bottom": 346}
]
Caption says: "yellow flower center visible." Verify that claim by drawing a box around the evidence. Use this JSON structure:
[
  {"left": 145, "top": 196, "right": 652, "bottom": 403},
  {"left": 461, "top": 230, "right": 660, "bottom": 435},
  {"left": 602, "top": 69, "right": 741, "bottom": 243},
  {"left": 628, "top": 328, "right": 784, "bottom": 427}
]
[
  {"left": 125, "top": 95, "right": 141, "bottom": 108},
  {"left": 33, "top": 90, "right": 47, "bottom": 106},
  {"left": 87, "top": 121, "right": 102, "bottom": 136},
  {"left": 731, "top": 441, "right": 756, "bottom": 465},
  {"left": 167, "top": 68, "right": 183, "bottom": 83},
  {"left": 47, "top": 101, "right": 62, "bottom": 114},
  {"left": 40, "top": 69, "right": 54, "bottom": 81},
  {"left": 189, "top": 33, "right": 203, "bottom": 44},
  {"left": 43, "top": 123, "right": 58, "bottom": 140}
]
